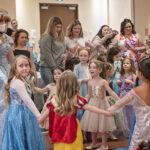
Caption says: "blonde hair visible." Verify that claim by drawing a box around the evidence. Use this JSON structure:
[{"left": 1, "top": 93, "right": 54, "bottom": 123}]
[
  {"left": 66, "top": 20, "right": 83, "bottom": 39},
  {"left": 89, "top": 60, "right": 103, "bottom": 70},
  {"left": 42, "top": 16, "right": 64, "bottom": 42},
  {"left": 54, "top": 71, "right": 79, "bottom": 116},
  {"left": 5, "top": 55, "right": 34, "bottom": 104}
]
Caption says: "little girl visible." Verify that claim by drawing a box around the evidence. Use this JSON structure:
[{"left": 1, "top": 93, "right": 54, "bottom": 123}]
[
  {"left": 1, "top": 55, "right": 45, "bottom": 150},
  {"left": 109, "top": 54, "right": 150, "bottom": 150},
  {"left": 81, "top": 60, "right": 120, "bottom": 150},
  {"left": 107, "top": 46, "right": 122, "bottom": 94},
  {"left": 118, "top": 58, "right": 136, "bottom": 137},
  {"left": 34, "top": 66, "right": 64, "bottom": 129},
  {"left": 37, "top": 71, "right": 112, "bottom": 150},
  {"left": 74, "top": 48, "right": 91, "bottom": 121},
  {"left": 103, "top": 62, "right": 125, "bottom": 139}
]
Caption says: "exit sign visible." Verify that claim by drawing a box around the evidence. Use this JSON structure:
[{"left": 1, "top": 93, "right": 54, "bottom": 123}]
[{"left": 57, "top": 0, "right": 63, "bottom": 2}]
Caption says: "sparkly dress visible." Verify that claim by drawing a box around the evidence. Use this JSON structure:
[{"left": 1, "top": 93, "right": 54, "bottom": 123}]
[
  {"left": 0, "top": 35, "right": 11, "bottom": 146},
  {"left": 119, "top": 74, "right": 134, "bottom": 136},
  {"left": 1, "top": 78, "right": 45, "bottom": 150},
  {"left": 81, "top": 79, "right": 116, "bottom": 132},
  {"left": 109, "top": 89, "right": 150, "bottom": 150}
]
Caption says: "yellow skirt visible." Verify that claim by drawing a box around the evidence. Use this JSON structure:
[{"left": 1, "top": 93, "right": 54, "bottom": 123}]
[{"left": 54, "top": 119, "right": 83, "bottom": 150}]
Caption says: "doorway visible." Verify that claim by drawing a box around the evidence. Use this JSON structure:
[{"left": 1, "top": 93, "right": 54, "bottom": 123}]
[{"left": 39, "top": 3, "right": 78, "bottom": 35}]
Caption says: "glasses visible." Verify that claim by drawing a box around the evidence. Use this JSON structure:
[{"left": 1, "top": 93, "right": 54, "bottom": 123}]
[{"left": 0, "top": 19, "right": 9, "bottom": 23}]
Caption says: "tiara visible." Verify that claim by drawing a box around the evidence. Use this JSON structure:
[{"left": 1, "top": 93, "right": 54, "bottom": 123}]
[{"left": 139, "top": 54, "right": 150, "bottom": 63}]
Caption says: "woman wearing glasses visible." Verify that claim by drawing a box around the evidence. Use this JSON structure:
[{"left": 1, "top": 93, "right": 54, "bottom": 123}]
[
  {"left": 0, "top": 8, "right": 14, "bottom": 146},
  {"left": 115, "top": 19, "right": 145, "bottom": 67}
]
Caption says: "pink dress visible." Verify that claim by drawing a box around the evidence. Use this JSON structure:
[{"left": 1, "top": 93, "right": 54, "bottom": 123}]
[{"left": 80, "top": 79, "right": 116, "bottom": 132}]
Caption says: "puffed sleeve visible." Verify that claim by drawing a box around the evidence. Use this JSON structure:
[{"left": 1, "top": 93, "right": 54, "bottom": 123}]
[
  {"left": 75, "top": 95, "right": 88, "bottom": 109},
  {"left": 11, "top": 79, "right": 40, "bottom": 118},
  {"left": 108, "top": 90, "right": 134, "bottom": 114}
]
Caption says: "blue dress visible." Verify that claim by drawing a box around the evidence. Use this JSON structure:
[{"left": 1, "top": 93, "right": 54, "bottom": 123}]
[
  {"left": 0, "top": 79, "right": 45, "bottom": 150},
  {"left": 0, "top": 34, "right": 12, "bottom": 146},
  {"left": 74, "top": 63, "right": 91, "bottom": 121}
]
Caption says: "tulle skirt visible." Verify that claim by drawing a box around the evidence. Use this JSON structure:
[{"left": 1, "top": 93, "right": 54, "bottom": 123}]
[{"left": 1, "top": 105, "right": 45, "bottom": 150}]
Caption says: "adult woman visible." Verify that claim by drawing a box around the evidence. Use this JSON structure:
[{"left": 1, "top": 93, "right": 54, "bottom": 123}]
[
  {"left": 117, "top": 18, "right": 146, "bottom": 66},
  {"left": 39, "top": 17, "right": 66, "bottom": 85},
  {"left": 65, "top": 20, "right": 86, "bottom": 57},
  {"left": 13, "top": 29, "right": 37, "bottom": 82},
  {"left": 0, "top": 8, "right": 14, "bottom": 146},
  {"left": 86, "top": 25, "right": 117, "bottom": 60}
]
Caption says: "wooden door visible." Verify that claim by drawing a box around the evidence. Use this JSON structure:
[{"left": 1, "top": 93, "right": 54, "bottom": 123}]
[{"left": 39, "top": 3, "right": 78, "bottom": 35}]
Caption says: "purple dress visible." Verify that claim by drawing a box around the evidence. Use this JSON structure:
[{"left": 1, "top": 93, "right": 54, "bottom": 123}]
[{"left": 119, "top": 74, "right": 134, "bottom": 137}]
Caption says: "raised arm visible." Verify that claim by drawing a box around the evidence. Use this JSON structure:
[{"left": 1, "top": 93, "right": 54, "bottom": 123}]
[
  {"left": 12, "top": 79, "right": 40, "bottom": 118},
  {"left": 103, "top": 80, "right": 120, "bottom": 100}
]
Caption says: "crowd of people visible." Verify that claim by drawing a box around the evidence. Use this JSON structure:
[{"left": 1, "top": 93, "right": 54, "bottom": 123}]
[{"left": 0, "top": 8, "right": 150, "bottom": 150}]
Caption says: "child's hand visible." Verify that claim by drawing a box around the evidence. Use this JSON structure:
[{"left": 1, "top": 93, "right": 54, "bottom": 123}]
[
  {"left": 116, "top": 80, "right": 121, "bottom": 86},
  {"left": 125, "top": 79, "right": 132, "bottom": 84},
  {"left": 37, "top": 116, "right": 41, "bottom": 124},
  {"left": 105, "top": 111, "right": 114, "bottom": 117}
]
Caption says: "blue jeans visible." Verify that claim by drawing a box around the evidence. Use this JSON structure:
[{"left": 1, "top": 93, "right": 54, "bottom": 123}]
[{"left": 39, "top": 67, "right": 53, "bottom": 85}]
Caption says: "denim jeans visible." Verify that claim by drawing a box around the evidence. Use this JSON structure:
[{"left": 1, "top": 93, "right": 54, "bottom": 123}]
[{"left": 39, "top": 67, "right": 53, "bottom": 86}]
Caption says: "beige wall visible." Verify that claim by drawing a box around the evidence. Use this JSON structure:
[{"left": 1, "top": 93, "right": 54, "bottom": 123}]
[
  {"left": 109, "top": 0, "right": 132, "bottom": 32},
  {"left": 1, "top": 0, "right": 136, "bottom": 53},
  {"left": 15, "top": 0, "right": 108, "bottom": 53},
  {"left": 0, "top": 0, "right": 16, "bottom": 23},
  {"left": 135, "top": 0, "right": 150, "bottom": 42}
]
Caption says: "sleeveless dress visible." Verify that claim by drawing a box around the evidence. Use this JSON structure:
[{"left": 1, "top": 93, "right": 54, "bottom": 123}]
[
  {"left": 0, "top": 36, "right": 11, "bottom": 146},
  {"left": 109, "top": 89, "right": 150, "bottom": 150},
  {"left": 0, "top": 79, "right": 45, "bottom": 150},
  {"left": 119, "top": 74, "right": 134, "bottom": 137},
  {"left": 80, "top": 83, "right": 116, "bottom": 132}
]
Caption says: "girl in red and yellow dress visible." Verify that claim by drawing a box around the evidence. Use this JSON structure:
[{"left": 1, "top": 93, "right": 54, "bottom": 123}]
[{"left": 38, "top": 71, "right": 112, "bottom": 150}]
